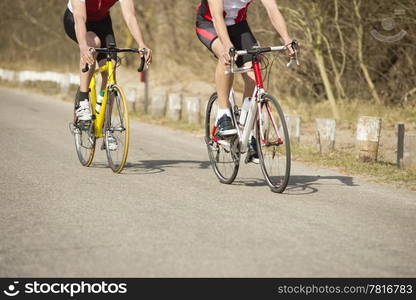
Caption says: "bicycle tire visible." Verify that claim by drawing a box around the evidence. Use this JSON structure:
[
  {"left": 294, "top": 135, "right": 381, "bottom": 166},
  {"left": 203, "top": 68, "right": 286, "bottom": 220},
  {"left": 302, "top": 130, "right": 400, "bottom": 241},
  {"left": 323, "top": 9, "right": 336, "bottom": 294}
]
[
  {"left": 205, "top": 92, "right": 240, "bottom": 184},
  {"left": 73, "top": 88, "right": 96, "bottom": 167},
  {"left": 256, "top": 94, "right": 291, "bottom": 193},
  {"left": 104, "top": 85, "right": 130, "bottom": 173}
]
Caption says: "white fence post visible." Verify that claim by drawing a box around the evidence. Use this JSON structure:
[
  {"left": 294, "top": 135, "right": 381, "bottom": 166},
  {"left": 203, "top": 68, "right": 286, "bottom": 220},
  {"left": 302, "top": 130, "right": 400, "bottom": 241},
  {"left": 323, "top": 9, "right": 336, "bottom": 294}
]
[
  {"left": 316, "top": 118, "right": 336, "bottom": 154},
  {"left": 185, "top": 96, "right": 201, "bottom": 125},
  {"left": 124, "top": 87, "right": 137, "bottom": 112},
  {"left": 356, "top": 116, "right": 382, "bottom": 162},
  {"left": 0, "top": 69, "right": 17, "bottom": 81},
  {"left": 285, "top": 115, "right": 301, "bottom": 144},
  {"left": 167, "top": 93, "right": 182, "bottom": 121},
  {"left": 151, "top": 92, "right": 167, "bottom": 117},
  {"left": 403, "top": 133, "right": 416, "bottom": 170}
]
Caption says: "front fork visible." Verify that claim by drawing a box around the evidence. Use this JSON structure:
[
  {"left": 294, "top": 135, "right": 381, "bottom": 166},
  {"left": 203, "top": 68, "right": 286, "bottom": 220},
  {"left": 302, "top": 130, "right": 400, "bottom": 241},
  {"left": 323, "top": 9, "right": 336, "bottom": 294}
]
[{"left": 257, "top": 95, "right": 284, "bottom": 147}]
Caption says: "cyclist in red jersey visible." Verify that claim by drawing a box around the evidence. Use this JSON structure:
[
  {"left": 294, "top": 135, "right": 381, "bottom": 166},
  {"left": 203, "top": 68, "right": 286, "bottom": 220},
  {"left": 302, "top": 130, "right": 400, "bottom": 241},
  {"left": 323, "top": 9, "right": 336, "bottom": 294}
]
[
  {"left": 63, "top": 0, "right": 152, "bottom": 121},
  {"left": 196, "top": 0, "right": 295, "bottom": 162}
]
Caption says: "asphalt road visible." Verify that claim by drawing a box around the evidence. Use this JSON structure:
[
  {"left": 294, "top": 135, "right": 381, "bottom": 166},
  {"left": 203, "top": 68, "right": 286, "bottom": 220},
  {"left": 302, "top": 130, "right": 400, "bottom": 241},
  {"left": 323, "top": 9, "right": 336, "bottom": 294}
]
[{"left": 0, "top": 86, "right": 415, "bottom": 277}]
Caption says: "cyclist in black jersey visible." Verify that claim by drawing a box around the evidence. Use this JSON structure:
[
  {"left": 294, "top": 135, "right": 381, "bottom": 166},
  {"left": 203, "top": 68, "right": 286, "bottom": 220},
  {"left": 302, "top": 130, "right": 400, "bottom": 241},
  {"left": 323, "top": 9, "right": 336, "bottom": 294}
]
[{"left": 64, "top": 0, "right": 152, "bottom": 121}]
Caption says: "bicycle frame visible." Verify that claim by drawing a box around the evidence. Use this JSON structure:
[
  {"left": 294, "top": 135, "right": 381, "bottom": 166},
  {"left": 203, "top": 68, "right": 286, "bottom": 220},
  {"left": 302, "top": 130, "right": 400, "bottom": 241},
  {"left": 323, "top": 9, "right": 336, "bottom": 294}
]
[
  {"left": 89, "top": 60, "right": 116, "bottom": 138},
  {"left": 227, "top": 56, "right": 282, "bottom": 154}
]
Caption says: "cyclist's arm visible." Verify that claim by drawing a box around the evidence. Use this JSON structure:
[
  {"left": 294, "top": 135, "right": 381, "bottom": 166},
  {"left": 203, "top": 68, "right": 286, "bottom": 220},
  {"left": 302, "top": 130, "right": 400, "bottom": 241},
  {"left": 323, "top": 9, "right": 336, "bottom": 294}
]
[
  {"left": 71, "top": 0, "right": 94, "bottom": 65},
  {"left": 120, "top": 0, "right": 152, "bottom": 63},
  {"left": 208, "top": 0, "right": 233, "bottom": 48},
  {"left": 260, "top": 0, "right": 292, "bottom": 45},
  {"left": 208, "top": 0, "right": 234, "bottom": 64}
]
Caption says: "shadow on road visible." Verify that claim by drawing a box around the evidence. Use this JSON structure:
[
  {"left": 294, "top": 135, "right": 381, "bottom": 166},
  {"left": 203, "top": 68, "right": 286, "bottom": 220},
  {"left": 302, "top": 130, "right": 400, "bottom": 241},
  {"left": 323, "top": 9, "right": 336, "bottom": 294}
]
[
  {"left": 221, "top": 174, "right": 358, "bottom": 195},
  {"left": 121, "top": 159, "right": 211, "bottom": 175},
  {"left": 285, "top": 175, "right": 359, "bottom": 195},
  {"left": 92, "top": 161, "right": 358, "bottom": 195}
]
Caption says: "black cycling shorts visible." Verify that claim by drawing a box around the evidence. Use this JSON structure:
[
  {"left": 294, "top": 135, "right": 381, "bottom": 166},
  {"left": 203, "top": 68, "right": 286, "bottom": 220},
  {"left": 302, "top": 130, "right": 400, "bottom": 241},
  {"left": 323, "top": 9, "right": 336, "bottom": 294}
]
[
  {"left": 63, "top": 8, "right": 117, "bottom": 62},
  {"left": 196, "top": 17, "right": 257, "bottom": 67}
]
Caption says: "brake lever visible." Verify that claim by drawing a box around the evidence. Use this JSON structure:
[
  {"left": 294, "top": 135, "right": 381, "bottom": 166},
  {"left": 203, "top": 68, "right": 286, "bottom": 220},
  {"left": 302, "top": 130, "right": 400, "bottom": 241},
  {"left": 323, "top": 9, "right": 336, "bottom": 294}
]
[
  {"left": 137, "top": 48, "right": 147, "bottom": 72},
  {"left": 287, "top": 40, "right": 300, "bottom": 68}
]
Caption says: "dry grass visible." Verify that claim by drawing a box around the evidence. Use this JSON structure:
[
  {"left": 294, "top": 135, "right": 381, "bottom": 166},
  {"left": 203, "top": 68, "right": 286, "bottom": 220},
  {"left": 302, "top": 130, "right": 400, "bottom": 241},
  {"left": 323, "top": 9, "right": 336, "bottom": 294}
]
[{"left": 292, "top": 144, "right": 416, "bottom": 190}]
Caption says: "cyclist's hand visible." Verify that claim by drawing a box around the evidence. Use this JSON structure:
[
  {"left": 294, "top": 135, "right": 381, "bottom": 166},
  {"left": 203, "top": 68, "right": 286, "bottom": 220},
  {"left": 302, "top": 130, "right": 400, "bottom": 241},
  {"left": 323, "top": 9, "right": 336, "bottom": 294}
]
[
  {"left": 80, "top": 45, "right": 95, "bottom": 66},
  {"left": 141, "top": 45, "right": 152, "bottom": 65},
  {"left": 285, "top": 39, "right": 300, "bottom": 68},
  {"left": 221, "top": 43, "right": 234, "bottom": 66},
  {"left": 283, "top": 38, "right": 295, "bottom": 55}
]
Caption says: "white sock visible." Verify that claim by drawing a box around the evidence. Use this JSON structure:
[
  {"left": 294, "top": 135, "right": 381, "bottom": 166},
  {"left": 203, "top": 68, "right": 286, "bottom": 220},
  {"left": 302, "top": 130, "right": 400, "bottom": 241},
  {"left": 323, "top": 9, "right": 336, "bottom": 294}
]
[{"left": 216, "top": 108, "right": 232, "bottom": 124}]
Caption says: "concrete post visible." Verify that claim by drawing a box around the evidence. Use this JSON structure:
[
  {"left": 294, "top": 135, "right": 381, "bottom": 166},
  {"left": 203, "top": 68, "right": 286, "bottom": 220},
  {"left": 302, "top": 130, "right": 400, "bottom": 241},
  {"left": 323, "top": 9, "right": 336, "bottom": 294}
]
[
  {"left": 356, "top": 116, "right": 382, "bottom": 162},
  {"left": 403, "top": 133, "right": 416, "bottom": 170},
  {"left": 185, "top": 96, "right": 201, "bottom": 125},
  {"left": 167, "top": 93, "right": 182, "bottom": 121},
  {"left": 151, "top": 92, "right": 167, "bottom": 117},
  {"left": 316, "top": 118, "right": 336, "bottom": 154},
  {"left": 285, "top": 115, "right": 301, "bottom": 144}
]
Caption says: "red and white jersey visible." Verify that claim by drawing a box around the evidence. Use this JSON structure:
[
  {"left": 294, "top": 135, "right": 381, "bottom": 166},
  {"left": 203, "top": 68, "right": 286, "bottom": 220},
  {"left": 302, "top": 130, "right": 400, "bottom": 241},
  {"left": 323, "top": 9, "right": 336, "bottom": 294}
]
[
  {"left": 198, "top": 0, "right": 253, "bottom": 26},
  {"left": 67, "top": 0, "right": 123, "bottom": 22}
]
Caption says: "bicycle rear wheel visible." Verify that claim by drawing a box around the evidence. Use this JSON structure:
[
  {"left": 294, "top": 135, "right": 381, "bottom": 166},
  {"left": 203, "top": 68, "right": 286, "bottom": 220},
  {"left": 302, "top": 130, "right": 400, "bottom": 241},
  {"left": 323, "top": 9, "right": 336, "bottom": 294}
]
[
  {"left": 104, "top": 85, "right": 129, "bottom": 173},
  {"left": 256, "top": 94, "right": 291, "bottom": 193},
  {"left": 72, "top": 89, "right": 96, "bottom": 167},
  {"left": 205, "top": 93, "right": 240, "bottom": 184}
]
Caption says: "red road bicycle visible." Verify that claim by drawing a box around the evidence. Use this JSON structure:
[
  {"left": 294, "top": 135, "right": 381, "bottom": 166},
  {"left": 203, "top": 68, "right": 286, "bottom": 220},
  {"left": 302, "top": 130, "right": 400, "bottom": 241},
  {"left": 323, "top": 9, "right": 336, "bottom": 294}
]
[{"left": 205, "top": 41, "right": 299, "bottom": 193}]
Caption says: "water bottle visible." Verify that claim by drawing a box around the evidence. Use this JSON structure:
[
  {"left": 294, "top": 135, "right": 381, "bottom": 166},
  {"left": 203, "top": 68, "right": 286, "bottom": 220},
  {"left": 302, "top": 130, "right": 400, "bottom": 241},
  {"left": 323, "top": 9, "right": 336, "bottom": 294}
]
[
  {"left": 239, "top": 97, "right": 252, "bottom": 126},
  {"left": 95, "top": 90, "right": 105, "bottom": 114}
]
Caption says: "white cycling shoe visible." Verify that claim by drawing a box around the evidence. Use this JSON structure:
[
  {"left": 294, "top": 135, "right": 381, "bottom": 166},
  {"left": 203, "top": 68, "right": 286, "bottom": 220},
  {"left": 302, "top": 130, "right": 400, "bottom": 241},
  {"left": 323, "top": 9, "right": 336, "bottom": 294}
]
[{"left": 76, "top": 100, "right": 92, "bottom": 121}]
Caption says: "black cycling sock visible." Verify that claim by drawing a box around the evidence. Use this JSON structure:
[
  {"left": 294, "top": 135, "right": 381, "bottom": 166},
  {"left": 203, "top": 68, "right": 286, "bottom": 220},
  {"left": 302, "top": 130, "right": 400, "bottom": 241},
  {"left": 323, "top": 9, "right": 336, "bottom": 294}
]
[
  {"left": 78, "top": 91, "right": 89, "bottom": 101},
  {"left": 75, "top": 91, "right": 89, "bottom": 108}
]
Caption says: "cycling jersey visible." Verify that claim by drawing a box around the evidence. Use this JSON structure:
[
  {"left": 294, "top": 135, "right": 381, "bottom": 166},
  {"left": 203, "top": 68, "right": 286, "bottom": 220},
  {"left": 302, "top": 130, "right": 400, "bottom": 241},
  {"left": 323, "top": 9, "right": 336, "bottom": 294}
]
[
  {"left": 67, "top": 0, "right": 123, "bottom": 22},
  {"left": 198, "top": 0, "right": 253, "bottom": 26}
]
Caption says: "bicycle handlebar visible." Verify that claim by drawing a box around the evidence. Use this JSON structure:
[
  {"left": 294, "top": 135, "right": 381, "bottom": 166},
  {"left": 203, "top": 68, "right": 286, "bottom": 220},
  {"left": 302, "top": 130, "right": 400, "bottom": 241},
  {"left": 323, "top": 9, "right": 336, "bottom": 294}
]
[
  {"left": 82, "top": 47, "right": 147, "bottom": 73},
  {"left": 227, "top": 40, "right": 300, "bottom": 74}
]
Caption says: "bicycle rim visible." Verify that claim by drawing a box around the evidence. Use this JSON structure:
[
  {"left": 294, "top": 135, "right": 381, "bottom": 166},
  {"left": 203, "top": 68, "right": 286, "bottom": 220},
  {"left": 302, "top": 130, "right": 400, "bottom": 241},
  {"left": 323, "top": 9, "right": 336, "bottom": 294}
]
[
  {"left": 256, "top": 94, "right": 291, "bottom": 193},
  {"left": 74, "top": 121, "right": 96, "bottom": 167},
  {"left": 104, "top": 85, "right": 129, "bottom": 173},
  {"left": 205, "top": 93, "right": 240, "bottom": 184},
  {"left": 73, "top": 88, "right": 96, "bottom": 167}
]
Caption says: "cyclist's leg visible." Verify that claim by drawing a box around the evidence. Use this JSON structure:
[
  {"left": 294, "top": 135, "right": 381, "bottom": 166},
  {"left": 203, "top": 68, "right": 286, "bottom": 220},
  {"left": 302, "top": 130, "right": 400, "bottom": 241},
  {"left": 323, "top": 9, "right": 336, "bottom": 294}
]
[
  {"left": 233, "top": 20, "right": 257, "bottom": 100},
  {"left": 94, "top": 22, "right": 117, "bottom": 90},
  {"left": 196, "top": 17, "right": 236, "bottom": 135},
  {"left": 79, "top": 32, "right": 100, "bottom": 93},
  {"left": 236, "top": 21, "right": 258, "bottom": 162},
  {"left": 241, "top": 67, "right": 256, "bottom": 99},
  {"left": 211, "top": 39, "right": 234, "bottom": 111},
  {"left": 72, "top": 32, "right": 100, "bottom": 121},
  {"left": 63, "top": 8, "right": 99, "bottom": 114}
]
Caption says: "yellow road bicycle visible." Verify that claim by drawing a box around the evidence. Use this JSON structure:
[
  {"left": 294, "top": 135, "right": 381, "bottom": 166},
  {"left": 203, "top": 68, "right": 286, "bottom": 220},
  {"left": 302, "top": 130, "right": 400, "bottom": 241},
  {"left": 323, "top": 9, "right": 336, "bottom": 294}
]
[{"left": 70, "top": 44, "right": 146, "bottom": 173}]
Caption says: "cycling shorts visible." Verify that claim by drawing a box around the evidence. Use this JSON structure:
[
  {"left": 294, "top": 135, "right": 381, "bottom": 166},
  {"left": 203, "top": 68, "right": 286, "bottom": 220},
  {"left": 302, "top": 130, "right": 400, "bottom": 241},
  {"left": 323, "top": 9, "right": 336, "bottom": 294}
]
[
  {"left": 196, "top": 17, "right": 257, "bottom": 67},
  {"left": 63, "top": 8, "right": 117, "bottom": 62}
]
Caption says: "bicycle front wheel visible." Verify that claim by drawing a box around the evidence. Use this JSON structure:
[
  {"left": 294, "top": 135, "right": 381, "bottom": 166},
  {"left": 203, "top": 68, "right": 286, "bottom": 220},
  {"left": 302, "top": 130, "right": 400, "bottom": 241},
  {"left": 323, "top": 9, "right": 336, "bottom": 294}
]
[
  {"left": 205, "top": 92, "right": 240, "bottom": 184},
  {"left": 104, "top": 85, "right": 130, "bottom": 173},
  {"left": 256, "top": 94, "right": 291, "bottom": 193}
]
